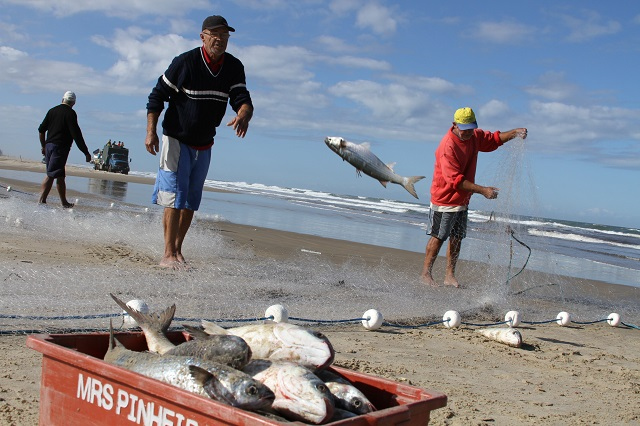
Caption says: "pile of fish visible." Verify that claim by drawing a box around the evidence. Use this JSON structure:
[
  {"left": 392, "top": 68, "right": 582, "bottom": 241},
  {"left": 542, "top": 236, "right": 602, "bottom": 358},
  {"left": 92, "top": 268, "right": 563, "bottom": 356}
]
[{"left": 108, "top": 294, "right": 376, "bottom": 424}]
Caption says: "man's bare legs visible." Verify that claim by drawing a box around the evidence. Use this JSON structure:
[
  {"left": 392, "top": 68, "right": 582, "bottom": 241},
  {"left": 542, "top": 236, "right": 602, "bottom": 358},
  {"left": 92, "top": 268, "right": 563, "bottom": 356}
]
[
  {"left": 39, "top": 176, "right": 54, "bottom": 204},
  {"left": 421, "top": 236, "right": 444, "bottom": 286},
  {"left": 422, "top": 235, "right": 461, "bottom": 287},
  {"left": 39, "top": 176, "right": 73, "bottom": 208},
  {"left": 160, "top": 207, "right": 194, "bottom": 268},
  {"left": 444, "top": 236, "right": 461, "bottom": 288}
]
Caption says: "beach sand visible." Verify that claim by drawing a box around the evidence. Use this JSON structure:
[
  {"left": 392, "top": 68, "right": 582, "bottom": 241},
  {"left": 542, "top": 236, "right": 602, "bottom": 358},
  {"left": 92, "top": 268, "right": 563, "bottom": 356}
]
[{"left": 1, "top": 156, "right": 639, "bottom": 425}]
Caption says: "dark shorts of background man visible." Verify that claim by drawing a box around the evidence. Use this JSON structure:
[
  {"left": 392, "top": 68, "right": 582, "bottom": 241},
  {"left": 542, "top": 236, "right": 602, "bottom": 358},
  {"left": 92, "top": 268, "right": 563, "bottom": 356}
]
[{"left": 44, "top": 144, "right": 70, "bottom": 178}]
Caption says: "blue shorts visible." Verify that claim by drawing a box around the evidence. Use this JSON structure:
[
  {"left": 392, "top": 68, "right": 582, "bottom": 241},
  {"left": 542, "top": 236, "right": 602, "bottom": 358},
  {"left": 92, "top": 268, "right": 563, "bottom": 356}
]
[
  {"left": 152, "top": 135, "right": 211, "bottom": 211},
  {"left": 427, "top": 210, "right": 468, "bottom": 240},
  {"left": 44, "top": 144, "right": 70, "bottom": 178}
]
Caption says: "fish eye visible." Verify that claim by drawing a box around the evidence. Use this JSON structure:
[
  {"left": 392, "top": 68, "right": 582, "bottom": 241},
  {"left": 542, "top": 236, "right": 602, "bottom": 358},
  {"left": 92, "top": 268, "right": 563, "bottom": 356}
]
[
  {"left": 353, "top": 399, "right": 362, "bottom": 408},
  {"left": 313, "top": 331, "right": 325, "bottom": 339},
  {"left": 247, "top": 385, "right": 258, "bottom": 395},
  {"left": 316, "top": 384, "right": 327, "bottom": 393}
]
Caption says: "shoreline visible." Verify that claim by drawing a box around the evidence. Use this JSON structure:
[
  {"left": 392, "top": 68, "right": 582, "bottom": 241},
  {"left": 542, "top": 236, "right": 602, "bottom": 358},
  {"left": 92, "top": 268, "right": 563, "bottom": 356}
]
[{"left": 1, "top": 155, "right": 640, "bottom": 425}]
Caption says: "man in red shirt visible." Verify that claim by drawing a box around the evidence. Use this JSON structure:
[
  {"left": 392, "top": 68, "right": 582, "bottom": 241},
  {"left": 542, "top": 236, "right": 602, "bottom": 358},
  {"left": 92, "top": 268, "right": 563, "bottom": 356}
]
[{"left": 421, "top": 107, "right": 527, "bottom": 287}]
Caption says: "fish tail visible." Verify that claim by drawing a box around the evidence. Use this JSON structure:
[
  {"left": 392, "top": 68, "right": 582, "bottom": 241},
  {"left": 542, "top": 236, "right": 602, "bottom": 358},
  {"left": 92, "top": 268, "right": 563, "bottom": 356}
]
[
  {"left": 110, "top": 293, "right": 176, "bottom": 333},
  {"left": 402, "top": 176, "right": 426, "bottom": 199}
]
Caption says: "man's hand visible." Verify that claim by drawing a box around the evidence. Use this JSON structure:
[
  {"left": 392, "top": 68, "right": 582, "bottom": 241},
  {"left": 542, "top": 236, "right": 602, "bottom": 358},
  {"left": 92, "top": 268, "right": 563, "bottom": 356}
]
[
  {"left": 227, "top": 104, "right": 253, "bottom": 138},
  {"left": 84, "top": 153, "right": 91, "bottom": 163},
  {"left": 146, "top": 111, "right": 161, "bottom": 155},
  {"left": 145, "top": 132, "right": 160, "bottom": 155},
  {"left": 481, "top": 186, "right": 500, "bottom": 199}
]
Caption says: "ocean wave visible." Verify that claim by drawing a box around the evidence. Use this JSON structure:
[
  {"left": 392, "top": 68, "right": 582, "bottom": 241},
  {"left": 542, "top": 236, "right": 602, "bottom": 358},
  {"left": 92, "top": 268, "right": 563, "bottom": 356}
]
[{"left": 528, "top": 229, "right": 640, "bottom": 251}]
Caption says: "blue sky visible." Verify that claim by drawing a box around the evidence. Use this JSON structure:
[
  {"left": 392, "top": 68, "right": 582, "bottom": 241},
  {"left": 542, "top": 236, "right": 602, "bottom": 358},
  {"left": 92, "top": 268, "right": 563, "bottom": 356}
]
[{"left": 0, "top": 1, "right": 639, "bottom": 228}]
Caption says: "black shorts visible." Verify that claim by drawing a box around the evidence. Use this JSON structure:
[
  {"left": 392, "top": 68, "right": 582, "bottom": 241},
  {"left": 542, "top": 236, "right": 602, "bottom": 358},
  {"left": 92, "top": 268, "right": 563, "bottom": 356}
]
[
  {"left": 427, "top": 210, "right": 468, "bottom": 240},
  {"left": 44, "top": 144, "right": 70, "bottom": 178}
]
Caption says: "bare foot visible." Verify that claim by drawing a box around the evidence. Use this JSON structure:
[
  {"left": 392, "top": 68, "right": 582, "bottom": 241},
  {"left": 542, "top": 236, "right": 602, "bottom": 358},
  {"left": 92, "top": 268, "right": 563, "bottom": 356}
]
[
  {"left": 443, "top": 275, "right": 460, "bottom": 288},
  {"left": 421, "top": 274, "right": 439, "bottom": 287},
  {"left": 158, "top": 260, "right": 191, "bottom": 271},
  {"left": 62, "top": 202, "right": 74, "bottom": 209},
  {"left": 176, "top": 253, "right": 187, "bottom": 264}
]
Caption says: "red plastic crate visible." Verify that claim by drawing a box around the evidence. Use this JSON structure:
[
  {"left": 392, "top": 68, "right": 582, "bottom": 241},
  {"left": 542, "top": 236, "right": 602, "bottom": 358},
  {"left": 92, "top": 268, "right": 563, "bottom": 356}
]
[{"left": 26, "top": 331, "right": 447, "bottom": 425}]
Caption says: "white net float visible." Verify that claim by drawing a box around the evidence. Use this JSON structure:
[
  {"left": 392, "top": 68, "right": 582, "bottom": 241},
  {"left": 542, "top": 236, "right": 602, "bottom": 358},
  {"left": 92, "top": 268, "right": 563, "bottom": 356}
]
[
  {"left": 362, "top": 309, "right": 383, "bottom": 330},
  {"left": 556, "top": 311, "right": 571, "bottom": 326},
  {"left": 265, "top": 304, "right": 289, "bottom": 323},
  {"left": 607, "top": 313, "right": 621, "bottom": 327},
  {"left": 123, "top": 299, "right": 149, "bottom": 326},
  {"left": 6, "top": 186, "right": 11, "bottom": 192},
  {"left": 443, "top": 310, "right": 461, "bottom": 328},
  {"left": 505, "top": 310, "right": 521, "bottom": 327}
]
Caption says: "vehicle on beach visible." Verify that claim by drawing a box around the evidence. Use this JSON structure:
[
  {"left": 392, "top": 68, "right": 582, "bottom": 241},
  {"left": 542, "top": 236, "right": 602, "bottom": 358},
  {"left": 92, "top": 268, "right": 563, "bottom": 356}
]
[{"left": 92, "top": 142, "right": 130, "bottom": 174}]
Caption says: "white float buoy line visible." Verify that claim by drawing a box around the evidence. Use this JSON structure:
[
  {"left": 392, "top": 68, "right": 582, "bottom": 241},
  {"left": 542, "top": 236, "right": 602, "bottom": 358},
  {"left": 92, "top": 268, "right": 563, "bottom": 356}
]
[{"left": 0, "top": 306, "right": 638, "bottom": 335}]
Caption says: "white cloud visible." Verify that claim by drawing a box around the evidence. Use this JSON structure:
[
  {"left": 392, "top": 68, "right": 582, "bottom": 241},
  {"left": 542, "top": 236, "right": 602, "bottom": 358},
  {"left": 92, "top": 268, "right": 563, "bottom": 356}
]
[
  {"left": 92, "top": 28, "right": 198, "bottom": 82},
  {"left": 0, "top": 0, "right": 211, "bottom": 18},
  {"left": 355, "top": 3, "right": 397, "bottom": 35},
  {"left": 328, "top": 80, "right": 427, "bottom": 121},
  {"left": 236, "top": 45, "right": 316, "bottom": 83},
  {"left": 0, "top": 45, "right": 28, "bottom": 60},
  {"left": 561, "top": 11, "right": 621, "bottom": 42},
  {"left": 478, "top": 100, "right": 510, "bottom": 119},
  {"left": 329, "top": 0, "right": 361, "bottom": 16},
  {"left": 315, "top": 35, "right": 356, "bottom": 54},
  {"left": 524, "top": 71, "right": 579, "bottom": 101},
  {"left": 474, "top": 21, "right": 536, "bottom": 44},
  {"left": 331, "top": 55, "right": 390, "bottom": 71}
]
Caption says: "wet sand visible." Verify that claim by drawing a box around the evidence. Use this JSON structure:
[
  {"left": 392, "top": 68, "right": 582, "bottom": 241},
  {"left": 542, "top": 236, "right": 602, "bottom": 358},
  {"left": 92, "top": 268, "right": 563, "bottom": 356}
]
[{"left": 1, "top": 156, "right": 639, "bottom": 425}]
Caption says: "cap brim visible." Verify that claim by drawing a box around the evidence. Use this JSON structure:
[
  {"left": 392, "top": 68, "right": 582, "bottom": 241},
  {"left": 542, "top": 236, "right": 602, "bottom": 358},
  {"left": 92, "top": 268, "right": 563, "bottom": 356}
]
[
  {"left": 456, "top": 122, "right": 478, "bottom": 130},
  {"left": 204, "top": 24, "right": 235, "bottom": 32}
]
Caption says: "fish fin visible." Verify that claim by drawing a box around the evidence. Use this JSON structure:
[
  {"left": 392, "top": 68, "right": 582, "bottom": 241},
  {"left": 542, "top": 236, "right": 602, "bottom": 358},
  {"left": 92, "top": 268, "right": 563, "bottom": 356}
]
[
  {"left": 183, "top": 324, "right": 209, "bottom": 339},
  {"left": 202, "top": 320, "right": 229, "bottom": 335},
  {"left": 111, "top": 293, "right": 176, "bottom": 333},
  {"left": 402, "top": 176, "right": 426, "bottom": 199},
  {"left": 386, "top": 162, "right": 396, "bottom": 172},
  {"left": 378, "top": 180, "right": 388, "bottom": 188},
  {"left": 360, "top": 142, "right": 370, "bottom": 150},
  {"left": 188, "top": 365, "right": 213, "bottom": 385}
]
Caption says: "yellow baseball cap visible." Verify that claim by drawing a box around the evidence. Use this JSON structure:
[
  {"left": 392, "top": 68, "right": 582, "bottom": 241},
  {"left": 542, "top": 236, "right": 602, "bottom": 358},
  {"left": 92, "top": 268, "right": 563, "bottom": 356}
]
[{"left": 454, "top": 107, "right": 478, "bottom": 130}]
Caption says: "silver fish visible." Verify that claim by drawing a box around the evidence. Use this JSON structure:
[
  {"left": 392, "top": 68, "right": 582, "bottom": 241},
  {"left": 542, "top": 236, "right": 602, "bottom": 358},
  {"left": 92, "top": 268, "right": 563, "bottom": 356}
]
[
  {"left": 111, "top": 294, "right": 252, "bottom": 368},
  {"left": 476, "top": 327, "right": 523, "bottom": 348},
  {"left": 325, "top": 136, "right": 425, "bottom": 199},
  {"left": 317, "top": 369, "right": 375, "bottom": 414},
  {"left": 243, "top": 359, "right": 334, "bottom": 424},
  {"left": 200, "top": 320, "right": 335, "bottom": 371},
  {"left": 104, "top": 321, "right": 275, "bottom": 410}
]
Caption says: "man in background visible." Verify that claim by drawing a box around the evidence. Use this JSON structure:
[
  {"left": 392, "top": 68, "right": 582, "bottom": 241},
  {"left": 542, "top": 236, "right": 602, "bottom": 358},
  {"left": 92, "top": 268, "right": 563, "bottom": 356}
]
[
  {"left": 38, "top": 91, "right": 91, "bottom": 208},
  {"left": 422, "top": 107, "right": 527, "bottom": 288},
  {"left": 145, "top": 15, "right": 253, "bottom": 269}
]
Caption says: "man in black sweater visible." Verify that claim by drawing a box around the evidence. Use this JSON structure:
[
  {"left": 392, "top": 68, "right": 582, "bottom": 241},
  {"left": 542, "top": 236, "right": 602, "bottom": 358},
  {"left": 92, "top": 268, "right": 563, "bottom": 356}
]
[
  {"left": 38, "top": 91, "right": 91, "bottom": 208},
  {"left": 145, "top": 15, "right": 253, "bottom": 269}
]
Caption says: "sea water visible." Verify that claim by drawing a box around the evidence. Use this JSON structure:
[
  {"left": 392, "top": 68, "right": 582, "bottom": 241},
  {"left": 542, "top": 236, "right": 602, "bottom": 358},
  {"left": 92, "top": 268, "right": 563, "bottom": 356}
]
[{"left": 1, "top": 167, "right": 639, "bottom": 289}]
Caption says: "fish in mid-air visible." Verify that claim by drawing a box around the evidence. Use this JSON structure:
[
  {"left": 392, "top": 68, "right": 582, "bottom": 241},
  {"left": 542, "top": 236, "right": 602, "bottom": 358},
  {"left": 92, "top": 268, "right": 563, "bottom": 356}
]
[{"left": 324, "top": 136, "right": 425, "bottom": 199}]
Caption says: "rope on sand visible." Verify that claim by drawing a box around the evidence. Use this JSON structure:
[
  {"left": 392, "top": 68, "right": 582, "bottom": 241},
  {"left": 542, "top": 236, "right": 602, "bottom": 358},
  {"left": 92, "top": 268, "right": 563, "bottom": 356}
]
[
  {"left": 506, "top": 227, "right": 531, "bottom": 284},
  {"left": 0, "top": 182, "right": 32, "bottom": 195}
]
